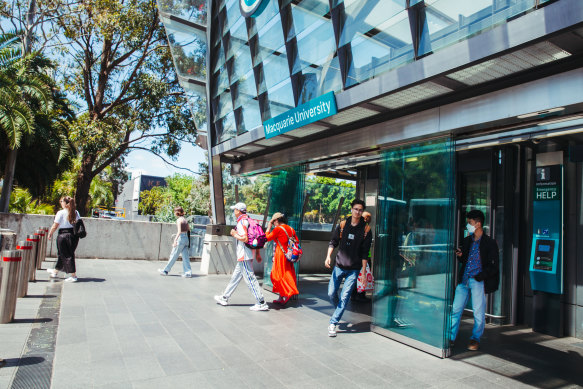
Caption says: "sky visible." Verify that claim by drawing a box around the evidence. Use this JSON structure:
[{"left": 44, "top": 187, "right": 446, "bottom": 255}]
[{"left": 125, "top": 143, "right": 207, "bottom": 179}]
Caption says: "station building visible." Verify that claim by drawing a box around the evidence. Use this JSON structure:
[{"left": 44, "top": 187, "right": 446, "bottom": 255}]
[{"left": 158, "top": 0, "right": 583, "bottom": 357}]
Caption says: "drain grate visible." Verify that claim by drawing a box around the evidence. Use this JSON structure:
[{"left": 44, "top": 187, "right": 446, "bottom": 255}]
[{"left": 10, "top": 281, "right": 62, "bottom": 389}]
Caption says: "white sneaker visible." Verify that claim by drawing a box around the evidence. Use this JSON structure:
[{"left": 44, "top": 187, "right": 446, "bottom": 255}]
[
  {"left": 182, "top": 273, "right": 192, "bottom": 278},
  {"left": 328, "top": 324, "right": 337, "bottom": 337},
  {"left": 65, "top": 277, "right": 78, "bottom": 283},
  {"left": 249, "top": 303, "right": 269, "bottom": 311},
  {"left": 46, "top": 269, "right": 58, "bottom": 277},
  {"left": 214, "top": 295, "right": 228, "bottom": 306},
  {"left": 158, "top": 269, "right": 168, "bottom": 276}
]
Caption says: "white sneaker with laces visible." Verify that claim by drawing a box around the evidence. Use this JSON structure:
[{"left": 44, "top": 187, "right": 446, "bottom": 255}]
[
  {"left": 249, "top": 303, "right": 269, "bottom": 311},
  {"left": 65, "top": 276, "right": 78, "bottom": 283},
  {"left": 214, "top": 295, "right": 228, "bottom": 306},
  {"left": 328, "top": 324, "right": 337, "bottom": 337},
  {"left": 182, "top": 273, "right": 192, "bottom": 278},
  {"left": 158, "top": 269, "right": 168, "bottom": 276}
]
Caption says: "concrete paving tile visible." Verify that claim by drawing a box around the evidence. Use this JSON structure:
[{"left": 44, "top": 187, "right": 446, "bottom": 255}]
[
  {"left": 123, "top": 355, "right": 166, "bottom": 382},
  {"left": 456, "top": 374, "right": 507, "bottom": 389},
  {"left": 154, "top": 350, "right": 197, "bottom": 376},
  {"left": 89, "top": 342, "right": 123, "bottom": 363},
  {"left": 118, "top": 336, "right": 153, "bottom": 357},
  {"left": 0, "top": 375, "right": 12, "bottom": 388},
  {"left": 131, "top": 371, "right": 211, "bottom": 389},
  {"left": 90, "top": 356, "right": 131, "bottom": 385},
  {"left": 228, "top": 364, "right": 286, "bottom": 388},
  {"left": 210, "top": 345, "right": 255, "bottom": 367},
  {"left": 51, "top": 361, "right": 94, "bottom": 388},
  {"left": 138, "top": 321, "right": 168, "bottom": 338},
  {"left": 202, "top": 368, "right": 252, "bottom": 389}
]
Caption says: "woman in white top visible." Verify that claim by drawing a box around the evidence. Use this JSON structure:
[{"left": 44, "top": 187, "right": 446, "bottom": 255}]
[
  {"left": 47, "top": 196, "right": 81, "bottom": 282},
  {"left": 158, "top": 206, "right": 192, "bottom": 277}
]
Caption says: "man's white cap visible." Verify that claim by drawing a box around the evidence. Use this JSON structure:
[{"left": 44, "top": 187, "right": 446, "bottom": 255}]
[{"left": 230, "top": 202, "right": 247, "bottom": 212}]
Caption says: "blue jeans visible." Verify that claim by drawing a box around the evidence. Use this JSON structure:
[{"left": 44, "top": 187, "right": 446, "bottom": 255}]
[
  {"left": 328, "top": 266, "right": 360, "bottom": 325},
  {"left": 450, "top": 278, "right": 486, "bottom": 342},
  {"left": 163, "top": 233, "right": 191, "bottom": 274}
]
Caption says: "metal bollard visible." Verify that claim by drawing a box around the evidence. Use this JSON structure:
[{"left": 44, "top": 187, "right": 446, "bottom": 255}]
[
  {"left": 40, "top": 227, "right": 49, "bottom": 267},
  {"left": 0, "top": 231, "right": 17, "bottom": 251},
  {"left": 34, "top": 229, "right": 45, "bottom": 270},
  {"left": 0, "top": 250, "right": 22, "bottom": 323},
  {"left": 16, "top": 241, "right": 32, "bottom": 298},
  {"left": 26, "top": 234, "right": 39, "bottom": 282}
]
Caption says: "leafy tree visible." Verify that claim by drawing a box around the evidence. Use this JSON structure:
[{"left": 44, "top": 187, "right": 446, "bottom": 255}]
[
  {"left": 9, "top": 187, "right": 53, "bottom": 214},
  {"left": 43, "top": 0, "right": 197, "bottom": 215},
  {"left": 305, "top": 176, "right": 356, "bottom": 223},
  {"left": 138, "top": 185, "right": 170, "bottom": 216}
]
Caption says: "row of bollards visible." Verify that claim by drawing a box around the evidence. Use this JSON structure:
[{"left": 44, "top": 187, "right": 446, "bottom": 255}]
[{"left": 0, "top": 226, "right": 49, "bottom": 324}]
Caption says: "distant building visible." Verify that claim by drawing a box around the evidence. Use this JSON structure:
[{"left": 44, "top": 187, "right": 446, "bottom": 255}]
[{"left": 116, "top": 173, "right": 166, "bottom": 220}]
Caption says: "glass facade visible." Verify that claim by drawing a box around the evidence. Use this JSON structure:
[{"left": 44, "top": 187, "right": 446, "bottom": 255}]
[
  {"left": 373, "top": 138, "right": 455, "bottom": 353},
  {"left": 200, "top": 0, "right": 543, "bottom": 146}
]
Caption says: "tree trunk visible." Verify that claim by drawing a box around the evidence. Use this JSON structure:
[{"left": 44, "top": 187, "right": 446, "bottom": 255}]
[
  {"left": 0, "top": 148, "right": 18, "bottom": 213},
  {"left": 75, "top": 155, "right": 96, "bottom": 216}
]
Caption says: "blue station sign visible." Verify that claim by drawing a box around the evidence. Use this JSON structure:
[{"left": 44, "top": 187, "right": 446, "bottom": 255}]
[
  {"left": 263, "top": 92, "right": 337, "bottom": 139},
  {"left": 239, "top": 0, "right": 270, "bottom": 18}
]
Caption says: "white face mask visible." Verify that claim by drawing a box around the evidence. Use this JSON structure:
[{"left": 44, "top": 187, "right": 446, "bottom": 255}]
[{"left": 466, "top": 223, "right": 476, "bottom": 234}]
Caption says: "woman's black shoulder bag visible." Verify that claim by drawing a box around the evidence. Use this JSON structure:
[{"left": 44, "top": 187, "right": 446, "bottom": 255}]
[{"left": 74, "top": 219, "right": 87, "bottom": 239}]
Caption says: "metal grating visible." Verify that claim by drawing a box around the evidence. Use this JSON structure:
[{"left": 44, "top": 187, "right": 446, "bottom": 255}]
[
  {"left": 372, "top": 81, "right": 453, "bottom": 109},
  {"left": 10, "top": 281, "right": 63, "bottom": 389},
  {"left": 447, "top": 41, "right": 571, "bottom": 86},
  {"left": 321, "top": 107, "right": 378, "bottom": 126},
  {"left": 235, "top": 144, "right": 265, "bottom": 154},
  {"left": 287, "top": 124, "right": 330, "bottom": 137},
  {"left": 254, "top": 136, "right": 292, "bottom": 146}
]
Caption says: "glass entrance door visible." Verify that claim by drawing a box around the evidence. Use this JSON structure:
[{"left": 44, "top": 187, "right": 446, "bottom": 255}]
[
  {"left": 372, "top": 137, "right": 455, "bottom": 357},
  {"left": 263, "top": 166, "right": 305, "bottom": 292}
]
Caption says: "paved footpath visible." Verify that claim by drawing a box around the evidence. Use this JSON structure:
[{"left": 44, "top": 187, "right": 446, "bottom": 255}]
[{"left": 1, "top": 258, "right": 583, "bottom": 388}]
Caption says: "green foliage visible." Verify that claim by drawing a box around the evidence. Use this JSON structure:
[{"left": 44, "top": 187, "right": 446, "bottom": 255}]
[
  {"left": 138, "top": 186, "right": 170, "bottom": 216},
  {"left": 304, "top": 176, "right": 356, "bottom": 223},
  {"left": 138, "top": 172, "right": 211, "bottom": 221},
  {"left": 9, "top": 187, "right": 54, "bottom": 215}
]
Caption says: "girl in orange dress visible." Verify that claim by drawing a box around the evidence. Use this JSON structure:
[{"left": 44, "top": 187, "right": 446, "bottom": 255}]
[{"left": 265, "top": 212, "right": 299, "bottom": 305}]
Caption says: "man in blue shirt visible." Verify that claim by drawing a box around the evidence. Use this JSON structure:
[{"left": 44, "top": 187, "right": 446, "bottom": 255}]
[{"left": 451, "top": 210, "right": 499, "bottom": 351}]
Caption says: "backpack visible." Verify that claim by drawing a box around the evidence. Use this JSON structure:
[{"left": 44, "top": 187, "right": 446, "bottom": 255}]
[
  {"left": 74, "top": 219, "right": 87, "bottom": 239},
  {"left": 339, "top": 220, "right": 370, "bottom": 239},
  {"left": 239, "top": 215, "right": 267, "bottom": 249},
  {"left": 276, "top": 226, "right": 303, "bottom": 263}
]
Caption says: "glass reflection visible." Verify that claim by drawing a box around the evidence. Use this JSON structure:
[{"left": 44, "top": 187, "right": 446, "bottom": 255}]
[
  {"left": 158, "top": 0, "right": 207, "bottom": 25},
  {"left": 240, "top": 99, "right": 263, "bottom": 132},
  {"left": 266, "top": 79, "right": 295, "bottom": 118},
  {"left": 181, "top": 83, "right": 208, "bottom": 132},
  {"left": 166, "top": 28, "right": 207, "bottom": 80},
  {"left": 419, "top": 0, "right": 536, "bottom": 57},
  {"left": 373, "top": 138, "right": 455, "bottom": 351},
  {"left": 302, "top": 176, "right": 356, "bottom": 231}
]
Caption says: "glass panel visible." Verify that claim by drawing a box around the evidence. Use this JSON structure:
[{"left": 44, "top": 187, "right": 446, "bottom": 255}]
[
  {"left": 248, "top": 0, "right": 282, "bottom": 37},
  {"left": 217, "top": 111, "right": 236, "bottom": 143},
  {"left": 266, "top": 79, "right": 295, "bottom": 119},
  {"left": 226, "top": 19, "right": 249, "bottom": 60},
  {"left": 340, "top": 1, "right": 414, "bottom": 87},
  {"left": 461, "top": 172, "right": 491, "bottom": 236},
  {"left": 231, "top": 48, "right": 254, "bottom": 87},
  {"left": 214, "top": 91, "right": 233, "bottom": 120},
  {"left": 419, "top": 0, "right": 536, "bottom": 57},
  {"left": 293, "top": 0, "right": 330, "bottom": 17},
  {"left": 212, "top": 65, "right": 230, "bottom": 98},
  {"left": 158, "top": 0, "right": 207, "bottom": 26},
  {"left": 292, "top": 6, "right": 336, "bottom": 77},
  {"left": 223, "top": 0, "right": 244, "bottom": 39},
  {"left": 240, "top": 99, "right": 263, "bottom": 132},
  {"left": 181, "top": 83, "right": 208, "bottom": 132},
  {"left": 373, "top": 137, "right": 455, "bottom": 353},
  {"left": 302, "top": 176, "right": 356, "bottom": 231},
  {"left": 263, "top": 166, "right": 306, "bottom": 290},
  {"left": 166, "top": 27, "right": 207, "bottom": 80}
]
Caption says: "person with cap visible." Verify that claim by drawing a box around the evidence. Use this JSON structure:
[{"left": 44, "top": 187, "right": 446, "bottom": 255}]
[
  {"left": 265, "top": 212, "right": 299, "bottom": 306},
  {"left": 214, "top": 202, "right": 269, "bottom": 311}
]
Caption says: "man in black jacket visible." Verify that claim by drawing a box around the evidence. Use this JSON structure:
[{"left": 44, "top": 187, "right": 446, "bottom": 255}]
[
  {"left": 451, "top": 210, "right": 499, "bottom": 351},
  {"left": 325, "top": 199, "right": 373, "bottom": 337}
]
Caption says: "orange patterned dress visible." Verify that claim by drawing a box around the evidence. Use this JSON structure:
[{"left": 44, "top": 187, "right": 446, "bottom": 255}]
[{"left": 266, "top": 225, "right": 299, "bottom": 298}]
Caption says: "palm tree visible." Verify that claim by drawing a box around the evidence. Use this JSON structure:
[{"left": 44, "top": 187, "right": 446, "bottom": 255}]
[{"left": 0, "top": 31, "right": 56, "bottom": 212}]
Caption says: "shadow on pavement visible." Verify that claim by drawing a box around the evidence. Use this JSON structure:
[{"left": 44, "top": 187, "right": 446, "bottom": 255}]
[
  {"left": 12, "top": 317, "right": 52, "bottom": 324},
  {"left": 24, "top": 295, "right": 55, "bottom": 299},
  {"left": 1, "top": 356, "right": 45, "bottom": 368},
  {"left": 76, "top": 277, "right": 106, "bottom": 283},
  {"left": 452, "top": 323, "right": 583, "bottom": 388}
]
